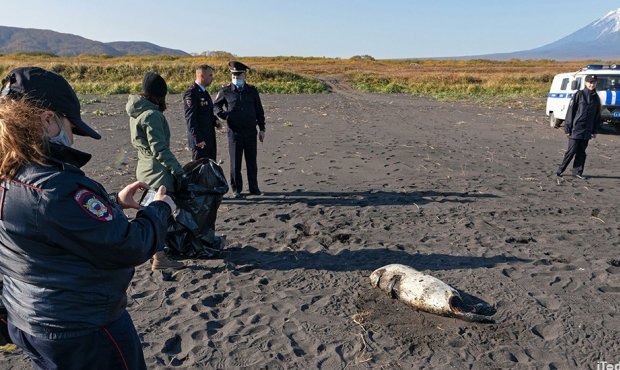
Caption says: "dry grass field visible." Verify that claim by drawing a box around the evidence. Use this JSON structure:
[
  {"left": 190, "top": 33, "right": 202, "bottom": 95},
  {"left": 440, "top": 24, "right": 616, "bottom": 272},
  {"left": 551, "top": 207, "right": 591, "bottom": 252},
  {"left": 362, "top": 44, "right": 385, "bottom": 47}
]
[{"left": 0, "top": 54, "right": 613, "bottom": 108}]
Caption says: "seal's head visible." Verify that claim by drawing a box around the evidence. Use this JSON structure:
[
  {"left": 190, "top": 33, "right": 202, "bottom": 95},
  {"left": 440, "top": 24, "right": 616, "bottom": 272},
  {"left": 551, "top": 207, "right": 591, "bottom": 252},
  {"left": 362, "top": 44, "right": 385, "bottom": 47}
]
[{"left": 369, "top": 268, "right": 386, "bottom": 287}]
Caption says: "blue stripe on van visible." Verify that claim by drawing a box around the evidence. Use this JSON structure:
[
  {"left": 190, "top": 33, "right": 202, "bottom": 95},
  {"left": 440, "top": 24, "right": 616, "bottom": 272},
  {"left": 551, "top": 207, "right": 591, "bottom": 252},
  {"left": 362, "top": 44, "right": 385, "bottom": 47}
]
[
  {"left": 547, "top": 93, "right": 574, "bottom": 98},
  {"left": 604, "top": 91, "right": 620, "bottom": 106}
]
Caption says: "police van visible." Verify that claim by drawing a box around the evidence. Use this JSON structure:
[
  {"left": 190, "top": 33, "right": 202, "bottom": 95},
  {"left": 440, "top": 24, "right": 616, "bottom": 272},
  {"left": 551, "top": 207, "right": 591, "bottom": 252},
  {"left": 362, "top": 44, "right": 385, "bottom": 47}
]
[{"left": 546, "top": 64, "right": 620, "bottom": 128}]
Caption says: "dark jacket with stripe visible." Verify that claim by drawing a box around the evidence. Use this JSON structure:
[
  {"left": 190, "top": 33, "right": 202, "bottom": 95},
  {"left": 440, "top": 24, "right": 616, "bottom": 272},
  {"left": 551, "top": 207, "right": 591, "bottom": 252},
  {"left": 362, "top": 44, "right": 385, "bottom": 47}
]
[
  {"left": 565, "top": 88, "right": 602, "bottom": 140},
  {"left": 0, "top": 143, "right": 171, "bottom": 339},
  {"left": 213, "top": 83, "right": 265, "bottom": 133}
]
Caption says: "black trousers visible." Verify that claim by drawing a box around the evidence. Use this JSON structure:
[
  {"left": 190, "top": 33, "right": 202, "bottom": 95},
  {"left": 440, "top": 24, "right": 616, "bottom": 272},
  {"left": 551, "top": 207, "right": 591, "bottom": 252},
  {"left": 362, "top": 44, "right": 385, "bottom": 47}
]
[
  {"left": 9, "top": 310, "right": 146, "bottom": 370},
  {"left": 228, "top": 130, "right": 259, "bottom": 193},
  {"left": 557, "top": 138, "right": 589, "bottom": 176},
  {"left": 191, "top": 129, "right": 217, "bottom": 161}
]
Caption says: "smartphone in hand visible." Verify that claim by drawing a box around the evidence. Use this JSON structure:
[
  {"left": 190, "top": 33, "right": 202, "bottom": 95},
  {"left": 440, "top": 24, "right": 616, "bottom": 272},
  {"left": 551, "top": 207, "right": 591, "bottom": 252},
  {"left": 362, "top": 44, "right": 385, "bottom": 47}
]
[{"left": 139, "top": 189, "right": 158, "bottom": 207}]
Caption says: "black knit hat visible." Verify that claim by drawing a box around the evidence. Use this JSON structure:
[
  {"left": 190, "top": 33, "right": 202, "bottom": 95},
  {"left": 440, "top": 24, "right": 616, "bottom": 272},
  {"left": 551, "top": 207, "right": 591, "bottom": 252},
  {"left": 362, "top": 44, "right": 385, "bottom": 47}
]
[
  {"left": 1, "top": 67, "right": 101, "bottom": 139},
  {"left": 142, "top": 72, "right": 167, "bottom": 97}
]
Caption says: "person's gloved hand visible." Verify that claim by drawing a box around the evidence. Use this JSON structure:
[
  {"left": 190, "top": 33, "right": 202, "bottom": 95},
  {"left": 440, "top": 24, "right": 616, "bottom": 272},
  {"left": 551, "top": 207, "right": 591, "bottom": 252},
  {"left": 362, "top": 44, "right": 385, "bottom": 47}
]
[{"left": 174, "top": 172, "right": 192, "bottom": 191}]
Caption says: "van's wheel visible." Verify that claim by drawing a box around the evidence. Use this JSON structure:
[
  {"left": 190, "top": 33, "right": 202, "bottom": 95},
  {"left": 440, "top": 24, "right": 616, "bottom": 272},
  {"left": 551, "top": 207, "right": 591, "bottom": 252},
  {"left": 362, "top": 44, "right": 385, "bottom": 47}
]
[{"left": 549, "top": 113, "right": 562, "bottom": 128}]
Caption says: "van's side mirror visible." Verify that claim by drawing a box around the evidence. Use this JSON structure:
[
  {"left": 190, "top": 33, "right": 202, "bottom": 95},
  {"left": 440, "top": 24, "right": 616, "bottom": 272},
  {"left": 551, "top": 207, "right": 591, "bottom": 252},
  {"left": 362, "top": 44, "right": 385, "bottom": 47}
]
[{"left": 571, "top": 80, "right": 579, "bottom": 90}]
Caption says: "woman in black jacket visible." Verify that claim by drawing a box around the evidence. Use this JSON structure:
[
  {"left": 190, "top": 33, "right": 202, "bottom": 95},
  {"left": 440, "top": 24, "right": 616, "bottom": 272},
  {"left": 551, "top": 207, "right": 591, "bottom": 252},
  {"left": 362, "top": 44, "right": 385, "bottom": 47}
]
[{"left": 0, "top": 67, "right": 176, "bottom": 369}]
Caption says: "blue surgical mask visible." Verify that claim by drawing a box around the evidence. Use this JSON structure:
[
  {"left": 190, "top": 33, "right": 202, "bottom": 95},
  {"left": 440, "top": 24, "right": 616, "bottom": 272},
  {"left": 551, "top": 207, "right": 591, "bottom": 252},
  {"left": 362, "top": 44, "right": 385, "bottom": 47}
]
[
  {"left": 49, "top": 120, "right": 73, "bottom": 147},
  {"left": 232, "top": 78, "right": 245, "bottom": 88}
]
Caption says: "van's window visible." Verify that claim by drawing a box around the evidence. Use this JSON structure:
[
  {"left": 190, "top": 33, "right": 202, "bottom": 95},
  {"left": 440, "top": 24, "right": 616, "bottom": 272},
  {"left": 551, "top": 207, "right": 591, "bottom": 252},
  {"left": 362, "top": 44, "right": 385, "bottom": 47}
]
[
  {"left": 592, "top": 75, "right": 620, "bottom": 91},
  {"left": 575, "top": 78, "right": 582, "bottom": 89},
  {"left": 560, "top": 78, "right": 569, "bottom": 90}
]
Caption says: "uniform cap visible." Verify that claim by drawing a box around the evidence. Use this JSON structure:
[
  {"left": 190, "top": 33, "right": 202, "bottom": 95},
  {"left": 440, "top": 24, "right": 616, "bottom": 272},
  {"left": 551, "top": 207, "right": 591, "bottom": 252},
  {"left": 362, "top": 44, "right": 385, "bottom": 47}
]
[
  {"left": 1, "top": 66, "right": 101, "bottom": 139},
  {"left": 585, "top": 75, "right": 598, "bottom": 82},
  {"left": 228, "top": 61, "right": 249, "bottom": 74},
  {"left": 142, "top": 72, "right": 168, "bottom": 97}
]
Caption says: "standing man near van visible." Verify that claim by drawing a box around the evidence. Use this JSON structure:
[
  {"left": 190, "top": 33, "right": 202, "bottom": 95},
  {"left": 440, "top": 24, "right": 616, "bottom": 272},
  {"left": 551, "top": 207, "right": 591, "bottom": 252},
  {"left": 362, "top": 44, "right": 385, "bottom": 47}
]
[
  {"left": 556, "top": 74, "right": 602, "bottom": 180},
  {"left": 214, "top": 61, "right": 266, "bottom": 198},
  {"left": 184, "top": 64, "right": 220, "bottom": 161}
]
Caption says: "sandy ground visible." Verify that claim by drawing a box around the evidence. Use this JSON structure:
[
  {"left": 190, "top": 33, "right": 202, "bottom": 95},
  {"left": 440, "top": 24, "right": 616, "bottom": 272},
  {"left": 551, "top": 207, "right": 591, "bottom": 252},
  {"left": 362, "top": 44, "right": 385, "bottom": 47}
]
[{"left": 2, "top": 85, "right": 620, "bottom": 369}]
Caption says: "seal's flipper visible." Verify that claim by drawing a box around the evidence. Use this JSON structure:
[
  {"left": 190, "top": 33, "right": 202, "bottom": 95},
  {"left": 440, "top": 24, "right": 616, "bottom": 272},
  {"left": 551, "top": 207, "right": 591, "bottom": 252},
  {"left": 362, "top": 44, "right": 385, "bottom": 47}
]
[
  {"left": 388, "top": 275, "right": 401, "bottom": 299},
  {"left": 448, "top": 296, "right": 495, "bottom": 323},
  {"left": 472, "top": 302, "right": 496, "bottom": 316},
  {"left": 450, "top": 311, "right": 496, "bottom": 324}
]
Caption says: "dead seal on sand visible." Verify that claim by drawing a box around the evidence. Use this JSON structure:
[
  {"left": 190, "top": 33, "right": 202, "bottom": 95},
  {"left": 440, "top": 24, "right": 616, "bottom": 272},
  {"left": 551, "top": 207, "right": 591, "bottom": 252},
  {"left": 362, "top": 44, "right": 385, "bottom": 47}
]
[{"left": 370, "top": 264, "right": 495, "bottom": 323}]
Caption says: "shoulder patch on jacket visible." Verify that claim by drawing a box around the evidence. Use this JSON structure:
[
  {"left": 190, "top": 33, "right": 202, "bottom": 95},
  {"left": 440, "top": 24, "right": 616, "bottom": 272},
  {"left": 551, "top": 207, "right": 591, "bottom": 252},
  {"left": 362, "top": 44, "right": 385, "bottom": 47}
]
[
  {"left": 73, "top": 188, "right": 113, "bottom": 221},
  {"left": 185, "top": 95, "right": 193, "bottom": 108}
]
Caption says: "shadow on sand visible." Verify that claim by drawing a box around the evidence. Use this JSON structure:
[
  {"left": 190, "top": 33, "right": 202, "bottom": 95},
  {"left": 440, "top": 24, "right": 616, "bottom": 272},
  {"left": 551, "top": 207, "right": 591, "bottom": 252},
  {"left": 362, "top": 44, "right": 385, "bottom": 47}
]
[
  {"left": 596, "top": 125, "right": 620, "bottom": 135},
  {"left": 584, "top": 175, "right": 620, "bottom": 179},
  {"left": 219, "top": 245, "right": 529, "bottom": 273},
  {"left": 225, "top": 190, "right": 499, "bottom": 207}
]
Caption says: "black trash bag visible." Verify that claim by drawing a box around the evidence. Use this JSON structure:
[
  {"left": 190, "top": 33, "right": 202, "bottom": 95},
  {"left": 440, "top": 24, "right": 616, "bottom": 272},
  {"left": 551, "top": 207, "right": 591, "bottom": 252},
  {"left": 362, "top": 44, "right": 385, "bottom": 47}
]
[{"left": 166, "top": 159, "right": 229, "bottom": 258}]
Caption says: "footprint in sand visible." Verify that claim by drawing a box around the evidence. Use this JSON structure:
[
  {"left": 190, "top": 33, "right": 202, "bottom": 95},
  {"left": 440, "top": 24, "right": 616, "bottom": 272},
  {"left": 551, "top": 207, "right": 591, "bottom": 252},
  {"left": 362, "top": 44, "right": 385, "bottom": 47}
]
[
  {"left": 488, "top": 349, "right": 519, "bottom": 364},
  {"left": 597, "top": 286, "right": 620, "bottom": 293},
  {"left": 531, "top": 322, "right": 563, "bottom": 341},
  {"left": 550, "top": 264, "right": 576, "bottom": 272},
  {"left": 202, "top": 293, "right": 229, "bottom": 308},
  {"left": 549, "top": 276, "right": 574, "bottom": 290},
  {"left": 300, "top": 296, "right": 322, "bottom": 312},
  {"left": 161, "top": 334, "right": 182, "bottom": 356},
  {"left": 606, "top": 265, "right": 620, "bottom": 275},
  {"left": 206, "top": 321, "right": 223, "bottom": 336},
  {"left": 282, "top": 321, "right": 307, "bottom": 357},
  {"left": 527, "top": 291, "right": 561, "bottom": 310}
]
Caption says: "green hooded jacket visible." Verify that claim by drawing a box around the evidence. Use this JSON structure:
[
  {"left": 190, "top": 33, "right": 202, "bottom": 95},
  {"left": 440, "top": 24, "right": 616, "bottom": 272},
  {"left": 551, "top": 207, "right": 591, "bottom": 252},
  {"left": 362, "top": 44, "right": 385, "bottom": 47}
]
[{"left": 126, "top": 95, "right": 183, "bottom": 192}]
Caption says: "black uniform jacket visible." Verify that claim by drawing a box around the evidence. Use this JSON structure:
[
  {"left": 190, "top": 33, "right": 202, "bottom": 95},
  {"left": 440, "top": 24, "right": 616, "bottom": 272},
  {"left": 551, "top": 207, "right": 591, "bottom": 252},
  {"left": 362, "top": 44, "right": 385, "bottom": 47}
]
[
  {"left": 0, "top": 143, "right": 171, "bottom": 338},
  {"left": 213, "top": 83, "right": 265, "bottom": 133},
  {"left": 183, "top": 82, "right": 218, "bottom": 148},
  {"left": 565, "top": 89, "right": 602, "bottom": 140}
]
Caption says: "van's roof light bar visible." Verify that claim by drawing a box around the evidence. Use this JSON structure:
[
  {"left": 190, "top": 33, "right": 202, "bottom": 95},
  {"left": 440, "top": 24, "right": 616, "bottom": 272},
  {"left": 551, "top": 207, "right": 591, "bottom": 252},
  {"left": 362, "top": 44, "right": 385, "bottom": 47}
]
[{"left": 581, "top": 64, "right": 620, "bottom": 71}]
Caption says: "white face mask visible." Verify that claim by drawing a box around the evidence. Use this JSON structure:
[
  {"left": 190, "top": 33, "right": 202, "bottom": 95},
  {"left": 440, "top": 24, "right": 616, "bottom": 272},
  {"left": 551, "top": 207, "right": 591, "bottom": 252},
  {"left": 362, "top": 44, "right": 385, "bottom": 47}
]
[{"left": 48, "top": 119, "right": 73, "bottom": 147}]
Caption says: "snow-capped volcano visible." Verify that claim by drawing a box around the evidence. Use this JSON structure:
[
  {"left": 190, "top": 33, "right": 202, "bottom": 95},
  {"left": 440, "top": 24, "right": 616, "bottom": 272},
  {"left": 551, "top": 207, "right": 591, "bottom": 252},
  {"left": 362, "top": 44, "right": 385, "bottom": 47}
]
[
  {"left": 548, "top": 8, "right": 620, "bottom": 47},
  {"left": 457, "top": 8, "right": 620, "bottom": 60},
  {"left": 591, "top": 8, "right": 620, "bottom": 36},
  {"left": 592, "top": 8, "right": 620, "bottom": 35}
]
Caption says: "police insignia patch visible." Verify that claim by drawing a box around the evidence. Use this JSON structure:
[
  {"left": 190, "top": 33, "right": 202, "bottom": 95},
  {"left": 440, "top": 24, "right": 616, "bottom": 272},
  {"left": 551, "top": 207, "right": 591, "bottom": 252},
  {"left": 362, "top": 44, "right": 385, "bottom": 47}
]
[
  {"left": 185, "top": 96, "right": 192, "bottom": 107},
  {"left": 73, "top": 189, "right": 113, "bottom": 221}
]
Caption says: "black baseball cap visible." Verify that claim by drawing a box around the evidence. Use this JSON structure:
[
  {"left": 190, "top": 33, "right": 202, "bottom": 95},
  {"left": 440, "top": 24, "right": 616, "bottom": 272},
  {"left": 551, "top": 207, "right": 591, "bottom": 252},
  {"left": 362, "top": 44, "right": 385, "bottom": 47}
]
[
  {"left": 1, "top": 67, "right": 101, "bottom": 139},
  {"left": 585, "top": 75, "right": 598, "bottom": 82}
]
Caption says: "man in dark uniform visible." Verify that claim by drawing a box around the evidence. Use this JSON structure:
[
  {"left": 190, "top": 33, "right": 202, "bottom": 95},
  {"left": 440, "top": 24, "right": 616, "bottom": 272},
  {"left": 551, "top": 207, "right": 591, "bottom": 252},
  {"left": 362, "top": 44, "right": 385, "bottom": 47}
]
[
  {"left": 184, "top": 64, "right": 220, "bottom": 161},
  {"left": 556, "top": 74, "right": 602, "bottom": 180},
  {"left": 214, "top": 61, "right": 266, "bottom": 198}
]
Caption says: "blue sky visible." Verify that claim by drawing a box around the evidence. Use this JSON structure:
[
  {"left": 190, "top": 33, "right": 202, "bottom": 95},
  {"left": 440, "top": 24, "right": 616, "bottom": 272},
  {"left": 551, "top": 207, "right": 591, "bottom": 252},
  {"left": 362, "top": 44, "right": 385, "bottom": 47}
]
[{"left": 2, "top": 0, "right": 619, "bottom": 58}]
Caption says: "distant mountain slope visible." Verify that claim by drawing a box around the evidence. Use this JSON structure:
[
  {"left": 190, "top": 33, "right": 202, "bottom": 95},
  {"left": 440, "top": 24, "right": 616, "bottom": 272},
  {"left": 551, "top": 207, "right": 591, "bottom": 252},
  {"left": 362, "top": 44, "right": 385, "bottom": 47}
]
[
  {"left": 106, "top": 41, "right": 188, "bottom": 56},
  {"left": 450, "top": 8, "right": 620, "bottom": 60},
  {"left": 0, "top": 26, "right": 189, "bottom": 56}
]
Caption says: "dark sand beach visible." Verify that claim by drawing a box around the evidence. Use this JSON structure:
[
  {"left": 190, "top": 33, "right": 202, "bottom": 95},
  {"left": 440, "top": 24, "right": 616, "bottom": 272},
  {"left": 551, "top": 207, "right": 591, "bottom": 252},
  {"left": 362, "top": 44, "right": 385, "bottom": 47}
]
[{"left": 3, "top": 85, "right": 620, "bottom": 369}]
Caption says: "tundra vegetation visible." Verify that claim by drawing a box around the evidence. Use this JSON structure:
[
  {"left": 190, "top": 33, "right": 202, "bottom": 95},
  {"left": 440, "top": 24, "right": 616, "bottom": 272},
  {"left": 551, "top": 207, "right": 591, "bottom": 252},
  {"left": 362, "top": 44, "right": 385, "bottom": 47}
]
[{"left": 0, "top": 54, "right": 603, "bottom": 108}]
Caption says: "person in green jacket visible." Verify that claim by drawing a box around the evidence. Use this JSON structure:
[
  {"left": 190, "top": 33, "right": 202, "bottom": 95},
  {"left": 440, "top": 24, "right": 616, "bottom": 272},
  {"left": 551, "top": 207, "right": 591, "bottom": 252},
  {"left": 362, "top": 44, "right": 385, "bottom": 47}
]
[{"left": 126, "top": 72, "right": 185, "bottom": 270}]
